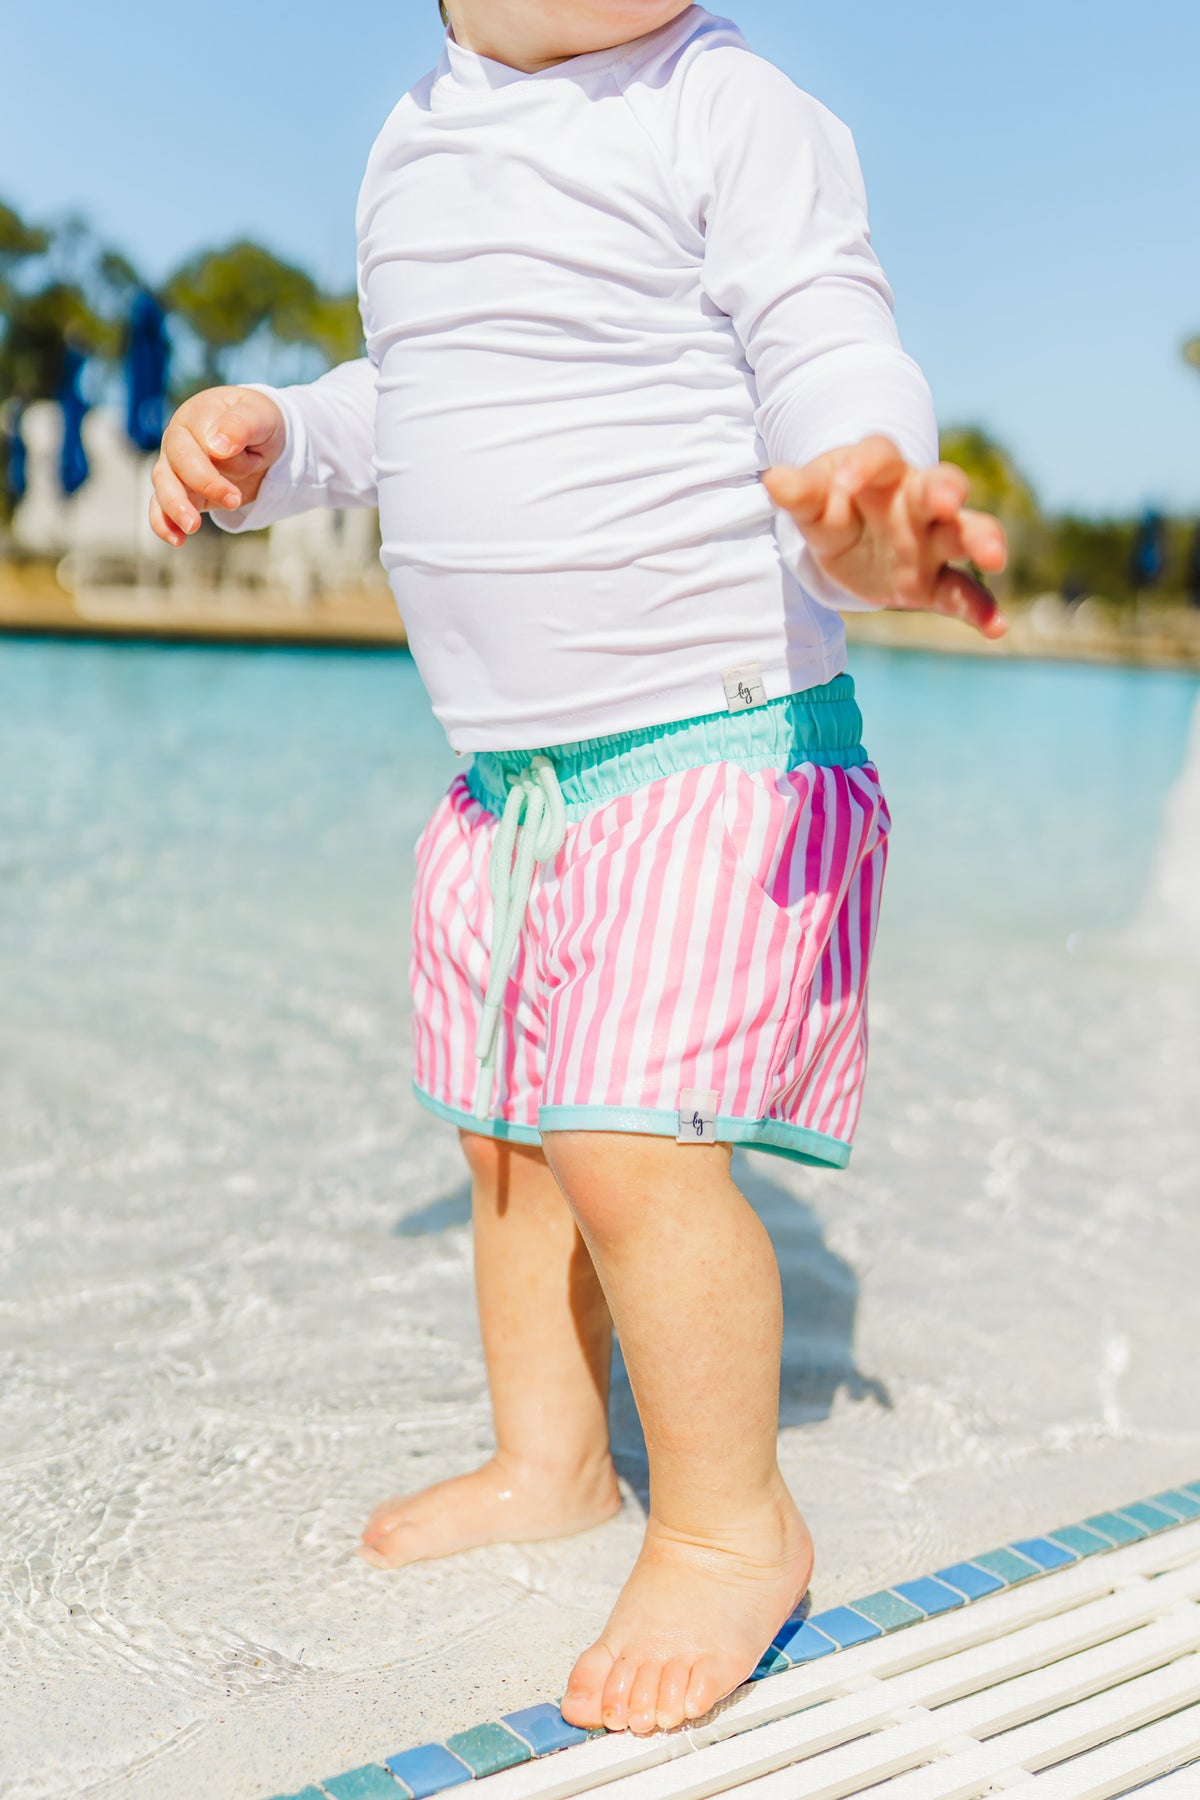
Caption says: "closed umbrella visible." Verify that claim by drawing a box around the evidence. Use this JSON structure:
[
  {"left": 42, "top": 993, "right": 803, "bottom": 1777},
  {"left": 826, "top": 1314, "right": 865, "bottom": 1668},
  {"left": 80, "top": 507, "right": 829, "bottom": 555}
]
[
  {"left": 1130, "top": 509, "right": 1167, "bottom": 591},
  {"left": 58, "top": 344, "right": 89, "bottom": 495},
  {"left": 2, "top": 404, "right": 26, "bottom": 503},
  {"left": 126, "top": 290, "right": 170, "bottom": 453}
]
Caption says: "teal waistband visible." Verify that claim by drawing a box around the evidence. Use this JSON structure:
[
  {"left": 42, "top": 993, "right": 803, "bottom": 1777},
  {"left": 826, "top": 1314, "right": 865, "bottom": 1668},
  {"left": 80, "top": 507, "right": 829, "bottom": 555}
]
[{"left": 465, "top": 677, "right": 867, "bottom": 820}]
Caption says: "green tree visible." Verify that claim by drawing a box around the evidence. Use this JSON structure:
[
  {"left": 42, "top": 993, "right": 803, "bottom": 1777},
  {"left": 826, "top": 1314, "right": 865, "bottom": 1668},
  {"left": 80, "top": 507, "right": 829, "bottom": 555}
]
[
  {"left": 0, "top": 199, "right": 145, "bottom": 403},
  {"left": 939, "top": 426, "right": 1039, "bottom": 522},
  {"left": 940, "top": 425, "right": 1041, "bottom": 595},
  {"left": 163, "top": 240, "right": 361, "bottom": 385},
  {"left": 0, "top": 200, "right": 49, "bottom": 297}
]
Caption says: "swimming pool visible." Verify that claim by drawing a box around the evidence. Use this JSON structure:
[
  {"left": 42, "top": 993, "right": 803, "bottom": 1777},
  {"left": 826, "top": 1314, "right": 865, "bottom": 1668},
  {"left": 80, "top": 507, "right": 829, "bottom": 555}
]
[{"left": 1, "top": 639, "right": 1196, "bottom": 1799}]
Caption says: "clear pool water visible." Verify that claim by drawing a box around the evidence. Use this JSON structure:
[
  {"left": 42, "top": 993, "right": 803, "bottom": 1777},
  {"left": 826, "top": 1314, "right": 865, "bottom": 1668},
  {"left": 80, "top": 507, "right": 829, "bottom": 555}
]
[{"left": 1, "top": 639, "right": 1197, "bottom": 1799}]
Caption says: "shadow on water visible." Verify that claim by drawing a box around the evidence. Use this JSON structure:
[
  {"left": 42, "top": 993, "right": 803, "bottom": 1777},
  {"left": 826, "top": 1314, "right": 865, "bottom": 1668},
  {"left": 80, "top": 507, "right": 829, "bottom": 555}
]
[{"left": 394, "top": 1150, "right": 889, "bottom": 1513}]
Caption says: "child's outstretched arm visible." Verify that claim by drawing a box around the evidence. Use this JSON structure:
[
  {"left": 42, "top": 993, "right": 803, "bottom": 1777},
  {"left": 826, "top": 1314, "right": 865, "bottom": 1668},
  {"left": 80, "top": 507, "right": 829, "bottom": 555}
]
[
  {"left": 763, "top": 439, "right": 1007, "bottom": 638},
  {"left": 149, "top": 356, "right": 377, "bottom": 546},
  {"left": 684, "top": 43, "right": 1005, "bottom": 635}
]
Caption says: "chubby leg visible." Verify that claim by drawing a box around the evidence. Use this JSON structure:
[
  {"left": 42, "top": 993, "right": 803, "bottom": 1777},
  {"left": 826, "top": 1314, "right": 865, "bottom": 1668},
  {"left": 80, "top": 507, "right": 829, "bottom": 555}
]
[
  {"left": 359, "top": 1130, "right": 620, "bottom": 1566},
  {"left": 544, "top": 1132, "right": 813, "bottom": 1736}
]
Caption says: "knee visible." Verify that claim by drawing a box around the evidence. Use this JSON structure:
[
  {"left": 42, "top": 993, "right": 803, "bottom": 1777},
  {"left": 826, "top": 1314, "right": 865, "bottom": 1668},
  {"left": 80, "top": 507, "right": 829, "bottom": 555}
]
[
  {"left": 544, "top": 1131, "right": 735, "bottom": 1244},
  {"left": 541, "top": 1132, "right": 651, "bottom": 1243},
  {"left": 458, "top": 1128, "right": 508, "bottom": 1189},
  {"left": 458, "top": 1129, "right": 552, "bottom": 1206}
]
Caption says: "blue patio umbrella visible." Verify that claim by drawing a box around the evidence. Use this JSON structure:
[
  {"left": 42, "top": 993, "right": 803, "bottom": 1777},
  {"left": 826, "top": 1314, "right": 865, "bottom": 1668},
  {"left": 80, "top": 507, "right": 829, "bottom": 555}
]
[
  {"left": 125, "top": 290, "right": 170, "bottom": 453},
  {"left": 3, "top": 406, "right": 26, "bottom": 503},
  {"left": 58, "top": 344, "right": 90, "bottom": 495},
  {"left": 1130, "top": 509, "right": 1168, "bottom": 590}
]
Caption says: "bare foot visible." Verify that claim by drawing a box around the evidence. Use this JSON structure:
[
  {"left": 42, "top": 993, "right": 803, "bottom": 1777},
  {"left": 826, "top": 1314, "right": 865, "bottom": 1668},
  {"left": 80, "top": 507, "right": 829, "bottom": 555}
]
[
  {"left": 560, "top": 1481, "right": 814, "bottom": 1736},
  {"left": 357, "top": 1452, "right": 622, "bottom": 1568}
]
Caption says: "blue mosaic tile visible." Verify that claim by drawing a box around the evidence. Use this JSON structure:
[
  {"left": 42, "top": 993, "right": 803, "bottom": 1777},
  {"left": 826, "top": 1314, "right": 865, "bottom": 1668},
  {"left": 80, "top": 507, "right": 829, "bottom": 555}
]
[
  {"left": 1047, "top": 1523, "right": 1117, "bottom": 1557},
  {"left": 850, "top": 1589, "right": 925, "bottom": 1631},
  {"left": 807, "top": 1606, "right": 882, "bottom": 1648},
  {"left": 501, "top": 1703, "right": 589, "bottom": 1756},
  {"left": 321, "top": 1768, "right": 411, "bottom": 1800},
  {"left": 752, "top": 1645, "right": 792, "bottom": 1679},
  {"left": 1153, "top": 1489, "right": 1200, "bottom": 1521},
  {"left": 970, "top": 1547, "right": 1042, "bottom": 1586},
  {"left": 765, "top": 1616, "right": 839, "bottom": 1670},
  {"left": 445, "top": 1723, "right": 530, "bottom": 1778},
  {"left": 1182, "top": 1480, "right": 1200, "bottom": 1502},
  {"left": 1011, "top": 1536, "right": 1077, "bottom": 1571},
  {"left": 892, "top": 1577, "right": 966, "bottom": 1617},
  {"left": 383, "top": 1743, "right": 472, "bottom": 1798},
  {"left": 1117, "top": 1501, "right": 1179, "bottom": 1534},
  {"left": 934, "top": 1561, "right": 1005, "bottom": 1600},
  {"left": 1083, "top": 1511, "right": 1146, "bottom": 1546},
  {"left": 321, "top": 1767, "right": 412, "bottom": 1800},
  {"left": 265, "top": 1790, "right": 328, "bottom": 1800}
]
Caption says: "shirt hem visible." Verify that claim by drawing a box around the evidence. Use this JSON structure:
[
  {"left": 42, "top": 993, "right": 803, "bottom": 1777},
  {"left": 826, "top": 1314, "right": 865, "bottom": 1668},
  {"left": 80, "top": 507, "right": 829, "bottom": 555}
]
[{"left": 438, "top": 648, "right": 849, "bottom": 754}]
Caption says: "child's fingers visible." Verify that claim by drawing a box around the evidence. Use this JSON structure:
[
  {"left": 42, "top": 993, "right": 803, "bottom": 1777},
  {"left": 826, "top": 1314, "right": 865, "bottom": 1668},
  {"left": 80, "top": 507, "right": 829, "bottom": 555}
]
[
  {"left": 150, "top": 454, "right": 211, "bottom": 537},
  {"left": 159, "top": 420, "right": 245, "bottom": 513},
  {"left": 196, "top": 390, "right": 277, "bottom": 462},
  {"left": 956, "top": 508, "right": 1008, "bottom": 572},
  {"left": 831, "top": 434, "right": 907, "bottom": 502},
  {"left": 924, "top": 564, "right": 1007, "bottom": 638},
  {"left": 148, "top": 491, "right": 186, "bottom": 548},
  {"left": 908, "top": 462, "right": 969, "bottom": 526},
  {"left": 761, "top": 460, "right": 833, "bottom": 528},
  {"left": 926, "top": 511, "right": 1008, "bottom": 578}
]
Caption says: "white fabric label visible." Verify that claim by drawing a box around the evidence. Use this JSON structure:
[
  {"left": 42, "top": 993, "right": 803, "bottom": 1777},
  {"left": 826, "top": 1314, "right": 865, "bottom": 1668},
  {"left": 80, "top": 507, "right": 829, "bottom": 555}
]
[
  {"left": 722, "top": 662, "right": 767, "bottom": 713},
  {"left": 677, "top": 1088, "right": 719, "bottom": 1145}
]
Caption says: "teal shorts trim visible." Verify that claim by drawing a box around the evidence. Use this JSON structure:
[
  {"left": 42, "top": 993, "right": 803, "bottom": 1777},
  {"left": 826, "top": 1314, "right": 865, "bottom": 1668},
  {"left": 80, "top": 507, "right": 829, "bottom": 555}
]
[
  {"left": 414, "top": 1084, "right": 543, "bottom": 1147},
  {"left": 413, "top": 1084, "right": 852, "bottom": 1171},
  {"left": 465, "top": 676, "right": 866, "bottom": 821}
]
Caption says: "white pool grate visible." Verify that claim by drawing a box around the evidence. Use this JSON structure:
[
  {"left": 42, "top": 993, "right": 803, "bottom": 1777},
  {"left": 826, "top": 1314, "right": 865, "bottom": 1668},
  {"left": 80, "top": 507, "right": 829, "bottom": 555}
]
[{"left": 471, "top": 1521, "right": 1200, "bottom": 1800}]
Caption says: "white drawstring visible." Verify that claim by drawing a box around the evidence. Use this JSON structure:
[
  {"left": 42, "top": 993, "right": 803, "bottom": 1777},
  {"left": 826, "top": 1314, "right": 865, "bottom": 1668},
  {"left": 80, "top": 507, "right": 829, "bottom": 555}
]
[{"left": 473, "top": 755, "right": 567, "bottom": 1120}]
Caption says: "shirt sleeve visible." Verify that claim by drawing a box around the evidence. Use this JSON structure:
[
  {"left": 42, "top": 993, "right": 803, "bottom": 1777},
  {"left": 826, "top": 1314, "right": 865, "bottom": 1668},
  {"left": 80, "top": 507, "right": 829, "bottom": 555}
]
[
  {"left": 687, "top": 50, "right": 939, "bottom": 608},
  {"left": 212, "top": 356, "right": 378, "bottom": 534}
]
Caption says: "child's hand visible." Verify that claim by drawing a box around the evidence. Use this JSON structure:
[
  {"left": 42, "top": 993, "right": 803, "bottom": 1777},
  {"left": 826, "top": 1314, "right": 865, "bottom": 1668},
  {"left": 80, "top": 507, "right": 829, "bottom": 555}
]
[
  {"left": 150, "top": 387, "right": 287, "bottom": 547},
  {"left": 763, "top": 436, "right": 1008, "bottom": 638}
]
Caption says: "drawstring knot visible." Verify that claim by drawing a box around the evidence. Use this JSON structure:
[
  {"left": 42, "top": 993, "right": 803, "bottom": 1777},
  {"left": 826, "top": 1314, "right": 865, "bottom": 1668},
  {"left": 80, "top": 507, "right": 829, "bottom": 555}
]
[{"left": 474, "top": 755, "right": 567, "bottom": 1120}]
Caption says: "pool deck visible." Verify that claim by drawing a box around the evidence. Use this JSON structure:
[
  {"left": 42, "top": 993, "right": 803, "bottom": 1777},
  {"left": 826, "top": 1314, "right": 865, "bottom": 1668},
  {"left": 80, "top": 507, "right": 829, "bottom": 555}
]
[
  {"left": 266, "top": 1481, "right": 1200, "bottom": 1800},
  {"left": 1, "top": 565, "right": 1198, "bottom": 667},
  {"left": 0, "top": 569, "right": 408, "bottom": 649},
  {"left": 844, "top": 597, "right": 1200, "bottom": 672}
]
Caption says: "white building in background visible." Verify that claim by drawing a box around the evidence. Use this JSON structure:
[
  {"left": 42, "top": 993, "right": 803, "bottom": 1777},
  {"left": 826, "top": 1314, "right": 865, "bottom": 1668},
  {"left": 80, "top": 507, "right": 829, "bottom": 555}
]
[{"left": 9, "top": 401, "right": 385, "bottom": 602}]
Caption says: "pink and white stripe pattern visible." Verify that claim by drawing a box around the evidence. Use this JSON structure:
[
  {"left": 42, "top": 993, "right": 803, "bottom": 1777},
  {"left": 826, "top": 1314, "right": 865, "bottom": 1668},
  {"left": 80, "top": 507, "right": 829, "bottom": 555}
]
[{"left": 410, "top": 759, "right": 889, "bottom": 1164}]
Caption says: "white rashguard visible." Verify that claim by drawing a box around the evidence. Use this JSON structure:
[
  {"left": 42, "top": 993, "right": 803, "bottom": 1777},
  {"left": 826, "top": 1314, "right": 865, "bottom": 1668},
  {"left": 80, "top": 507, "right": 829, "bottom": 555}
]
[{"left": 218, "top": 6, "right": 938, "bottom": 752}]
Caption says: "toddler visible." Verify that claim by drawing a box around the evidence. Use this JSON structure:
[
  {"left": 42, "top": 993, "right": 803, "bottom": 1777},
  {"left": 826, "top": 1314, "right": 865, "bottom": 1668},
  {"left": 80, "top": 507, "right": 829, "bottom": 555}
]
[{"left": 152, "top": 0, "right": 1006, "bottom": 1739}]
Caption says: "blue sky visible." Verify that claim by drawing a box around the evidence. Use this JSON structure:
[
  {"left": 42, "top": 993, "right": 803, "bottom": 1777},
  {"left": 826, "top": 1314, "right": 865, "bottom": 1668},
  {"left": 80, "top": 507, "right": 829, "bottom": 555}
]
[{"left": 3, "top": 0, "right": 1198, "bottom": 514}]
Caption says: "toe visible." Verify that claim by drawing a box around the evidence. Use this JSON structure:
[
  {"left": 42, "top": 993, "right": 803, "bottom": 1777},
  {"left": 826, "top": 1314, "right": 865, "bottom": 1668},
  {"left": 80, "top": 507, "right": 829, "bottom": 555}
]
[
  {"left": 363, "top": 1497, "right": 404, "bottom": 1534},
  {"left": 627, "top": 1663, "right": 664, "bottom": 1737},
  {"left": 601, "top": 1655, "right": 639, "bottom": 1732},
  {"left": 561, "top": 1642, "right": 614, "bottom": 1730},
  {"left": 356, "top": 1544, "right": 393, "bottom": 1569},
  {"left": 684, "top": 1656, "right": 733, "bottom": 1722},
  {"left": 656, "top": 1657, "right": 694, "bottom": 1732}
]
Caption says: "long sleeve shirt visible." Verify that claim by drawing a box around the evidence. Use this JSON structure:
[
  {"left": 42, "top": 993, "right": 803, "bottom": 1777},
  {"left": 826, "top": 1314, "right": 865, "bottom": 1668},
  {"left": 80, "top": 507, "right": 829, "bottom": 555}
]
[{"left": 217, "top": 5, "right": 937, "bottom": 751}]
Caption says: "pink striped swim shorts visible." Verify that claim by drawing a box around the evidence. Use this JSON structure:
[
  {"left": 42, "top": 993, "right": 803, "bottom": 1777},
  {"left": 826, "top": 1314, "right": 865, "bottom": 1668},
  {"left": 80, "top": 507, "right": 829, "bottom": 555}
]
[{"left": 410, "top": 678, "right": 889, "bottom": 1168}]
